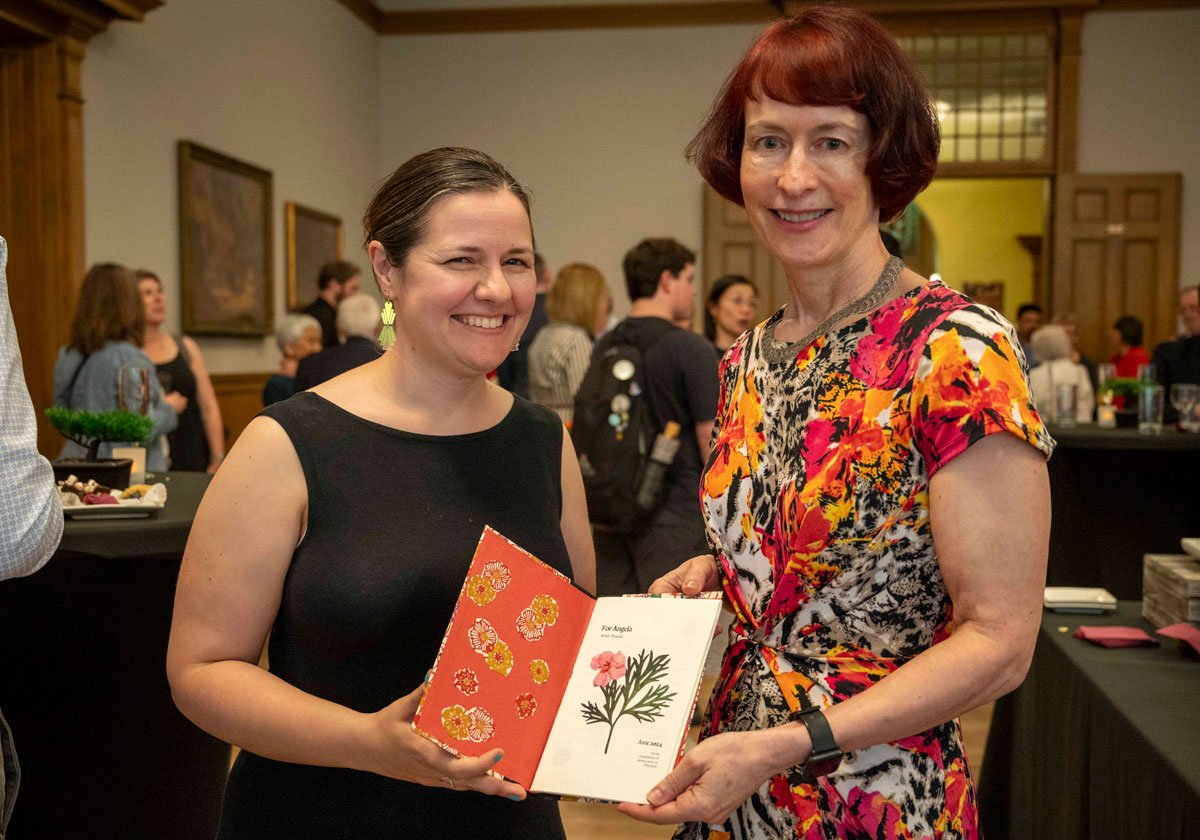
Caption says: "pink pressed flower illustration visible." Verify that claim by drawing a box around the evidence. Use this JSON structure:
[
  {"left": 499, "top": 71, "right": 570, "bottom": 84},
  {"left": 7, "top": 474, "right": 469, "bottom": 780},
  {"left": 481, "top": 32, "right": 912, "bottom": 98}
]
[
  {"left": 582, "top": 649, "right": 675, "bottom": 754},
  {"left": 589, "top": 651, "right": 627, "bottom": 687}
]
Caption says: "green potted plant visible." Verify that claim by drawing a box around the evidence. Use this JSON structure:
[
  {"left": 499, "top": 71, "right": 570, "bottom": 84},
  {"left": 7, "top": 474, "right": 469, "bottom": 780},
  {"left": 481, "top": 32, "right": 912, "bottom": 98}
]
[
  {"left": 45, "top": 407, "right": 154, "bottom": 489},
  {"left": 1101, "top": 377, "right": 1140, "bottom": 427}
]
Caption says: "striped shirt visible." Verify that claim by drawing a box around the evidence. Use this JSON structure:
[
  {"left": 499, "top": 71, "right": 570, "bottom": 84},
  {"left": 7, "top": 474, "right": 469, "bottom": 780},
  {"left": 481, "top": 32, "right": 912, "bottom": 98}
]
[{"left": 527, "top": 321, "right": 592, "bottom": 425}]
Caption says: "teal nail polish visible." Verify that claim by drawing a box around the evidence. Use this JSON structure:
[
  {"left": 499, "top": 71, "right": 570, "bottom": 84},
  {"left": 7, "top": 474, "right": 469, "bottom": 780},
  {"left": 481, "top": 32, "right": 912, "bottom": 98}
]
[
  {"left": 508, "top": 794, "right": 521, "bottom": 801},
  {"left": 424, "top": 670, "right": 433, "bottom": 684},
  {"left": 493, "top": 753, "right": 504, "bottom": 763}
]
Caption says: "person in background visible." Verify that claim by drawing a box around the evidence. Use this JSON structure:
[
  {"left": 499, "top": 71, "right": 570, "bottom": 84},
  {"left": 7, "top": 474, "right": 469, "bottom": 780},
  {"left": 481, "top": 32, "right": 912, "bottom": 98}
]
[
  {"left": 703, "top": 274, "right": 759, "bottom": 357},
  {"left": 292, "top": 293, "right": 380, "bottom": 391},
  {"left": 1015, "top": 301, "right": 1042, "bottom": 367},
  {"left": 1054, "top": 312, "right": 1099, "bottom": 392},
  {"left": 591, "top": 238, "right": 718, "bottom": 597},
  {"left": 1109, "top": 315, "right": 1150, "bottom": 378},
  {"left": 0, "top": 236, "right": 63, "bottom": 840},
  {"left": 167, "top": 146, "right": 593, "bottom": 839},
  {"left": 620, "top": 10, "right": 1053, "bottom": 837},
  {"left": 1151, "top": 285, "right": 1200, "bottom": 422},
  {"left": 54, "top": 263, "right": 182, "bottom": 472},
  {"left": 527, "top": 262, "right": 611, "bottom": 424},
  {"left": 1029, "top": 324, "right": 1094, "bottom": 424},
  {"left": 262, "top": 313, "right": 323, "bottom": 406},
  {"left": 495, "top": 252, "right": 552, "bottom": 397},
  {"left": 137, "top": 270, "right": 226, "bottom": 473},
  {"left": 303, "top": 260, "right": 361, "bottom": 349}
]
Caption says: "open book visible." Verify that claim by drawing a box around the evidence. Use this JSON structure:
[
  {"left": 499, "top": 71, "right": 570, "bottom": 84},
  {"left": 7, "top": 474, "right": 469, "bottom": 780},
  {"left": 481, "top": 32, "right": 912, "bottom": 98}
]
[{"left": 412, "top": 526, "right": 722, "bottom": 803}]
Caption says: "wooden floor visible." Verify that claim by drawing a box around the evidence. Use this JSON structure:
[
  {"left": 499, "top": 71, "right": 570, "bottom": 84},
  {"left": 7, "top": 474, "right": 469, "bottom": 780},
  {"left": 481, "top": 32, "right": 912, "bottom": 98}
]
[{"left": 557, "top": 702, "right": 994, "bottom": 839}]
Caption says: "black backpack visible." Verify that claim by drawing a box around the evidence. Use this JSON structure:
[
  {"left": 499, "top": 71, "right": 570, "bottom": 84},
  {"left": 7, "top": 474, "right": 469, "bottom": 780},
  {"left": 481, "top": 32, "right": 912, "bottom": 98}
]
[{"left": 570, "top": 319, "right": 675, "bottom": 532}]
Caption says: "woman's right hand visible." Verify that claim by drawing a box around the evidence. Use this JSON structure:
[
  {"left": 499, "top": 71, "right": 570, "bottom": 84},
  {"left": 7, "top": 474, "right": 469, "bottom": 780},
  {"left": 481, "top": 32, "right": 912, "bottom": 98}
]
[
  {"left": 164, "top": 391, "right": 188, "bottom": 414},
  {"left": 362, "top": 684, "right": 527, "bottom": 800},
  {"left": 649, "top": 554, "right": 721, "bottom": 596}
]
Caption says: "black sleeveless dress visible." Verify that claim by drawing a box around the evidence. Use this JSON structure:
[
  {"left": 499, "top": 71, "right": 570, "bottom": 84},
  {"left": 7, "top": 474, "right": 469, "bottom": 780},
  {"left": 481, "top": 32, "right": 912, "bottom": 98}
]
[
  {"left": 216, "top": 391, "right": 569, "bottom": 839},
  {"left": 154, "top": 339, "right": 209, "bottom": 471}
]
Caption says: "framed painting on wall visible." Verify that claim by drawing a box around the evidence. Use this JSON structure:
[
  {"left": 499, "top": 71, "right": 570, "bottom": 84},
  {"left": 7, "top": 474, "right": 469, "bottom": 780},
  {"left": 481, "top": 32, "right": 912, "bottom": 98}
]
[
  {"left": 963, "top": 281, "right": 1005, "bottom": 314},
  {"left": 177, "top": 140, "right": 273, "bottom": 336},
  {"left": 285, "top": 202, "right": 343, "bottom": 310}
]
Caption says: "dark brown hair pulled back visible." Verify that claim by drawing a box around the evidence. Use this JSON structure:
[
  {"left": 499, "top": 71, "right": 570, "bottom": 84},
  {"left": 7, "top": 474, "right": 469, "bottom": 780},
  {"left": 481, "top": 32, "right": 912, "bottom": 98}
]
[{"left": 363, "top": 147, "right": 534, "bottom": 271}]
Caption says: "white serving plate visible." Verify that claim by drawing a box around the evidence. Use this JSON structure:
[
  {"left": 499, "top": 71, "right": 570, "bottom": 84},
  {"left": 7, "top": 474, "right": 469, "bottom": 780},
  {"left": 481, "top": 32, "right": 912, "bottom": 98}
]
[
  {"left": 61, "top": 500, "right": 165, "bottom": 519},
  {"left": 1043, "top": 586, "right": 1118, "bottom": 613}
]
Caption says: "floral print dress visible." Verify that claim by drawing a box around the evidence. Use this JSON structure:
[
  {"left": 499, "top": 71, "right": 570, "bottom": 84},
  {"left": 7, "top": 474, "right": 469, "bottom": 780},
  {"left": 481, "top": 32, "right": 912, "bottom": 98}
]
[{"left": 676, "top": 279, "right": 1054, "bottom": 840}]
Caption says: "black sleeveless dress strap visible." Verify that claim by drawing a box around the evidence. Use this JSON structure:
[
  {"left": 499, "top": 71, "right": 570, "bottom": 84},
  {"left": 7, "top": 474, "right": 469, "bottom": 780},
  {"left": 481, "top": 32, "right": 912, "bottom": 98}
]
[
  {"left": 216, "top": 391, "right": 569, "bottom": 839},
  {"left": 154, "top": 339, "right": 208, "bottom": 471}
]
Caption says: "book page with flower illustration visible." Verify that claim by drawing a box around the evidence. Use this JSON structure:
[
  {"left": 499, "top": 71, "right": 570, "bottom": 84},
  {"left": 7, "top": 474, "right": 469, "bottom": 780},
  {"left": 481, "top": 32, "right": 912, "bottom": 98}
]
[
  {"left": 529, "top": 596, "right": 722, "bottom": 803},
  {"left": 412, "top": 527, "right": 594, "bottom": 789}
]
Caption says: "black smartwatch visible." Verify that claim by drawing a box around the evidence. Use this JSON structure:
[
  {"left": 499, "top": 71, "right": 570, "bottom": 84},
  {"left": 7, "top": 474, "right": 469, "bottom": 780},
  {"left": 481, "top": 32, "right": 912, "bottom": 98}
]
[{"left": 789, "top": 705, "right": 843, "bottom": 779}]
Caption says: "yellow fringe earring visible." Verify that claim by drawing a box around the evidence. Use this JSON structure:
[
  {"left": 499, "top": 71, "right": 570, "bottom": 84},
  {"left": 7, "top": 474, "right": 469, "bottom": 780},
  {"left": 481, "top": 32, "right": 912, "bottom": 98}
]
[{"left": 378, "top": 299, "right": 396, "bottom": 352}]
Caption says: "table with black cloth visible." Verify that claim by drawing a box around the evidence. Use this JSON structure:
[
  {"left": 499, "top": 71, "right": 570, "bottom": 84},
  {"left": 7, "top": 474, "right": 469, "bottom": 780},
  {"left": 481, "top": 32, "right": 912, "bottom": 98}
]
[
  {"left": 978, "top": 601, "right": 1200, "bottom": 840},
  {"left": 0, "top": 472, "right": 230, "bottom": 840},
  {"left": 1045, "top": 424, "right": 1200, "bottom": 599}
]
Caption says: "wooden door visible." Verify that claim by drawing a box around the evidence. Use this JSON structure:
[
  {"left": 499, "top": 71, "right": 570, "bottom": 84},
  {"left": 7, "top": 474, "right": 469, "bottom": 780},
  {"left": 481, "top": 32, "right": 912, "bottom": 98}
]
[
  {"left": 1052, "top": 174, "right": 1181, "bottom": 361},
  {"left": 702, "top": 185, "right": 788, "bottom": 321}
]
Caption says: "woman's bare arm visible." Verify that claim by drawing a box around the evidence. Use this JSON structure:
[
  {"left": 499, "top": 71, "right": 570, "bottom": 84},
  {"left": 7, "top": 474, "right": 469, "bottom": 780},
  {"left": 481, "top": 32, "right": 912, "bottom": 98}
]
[{"left": 622, "top": 432, "right": 1050, "bottom": 824}]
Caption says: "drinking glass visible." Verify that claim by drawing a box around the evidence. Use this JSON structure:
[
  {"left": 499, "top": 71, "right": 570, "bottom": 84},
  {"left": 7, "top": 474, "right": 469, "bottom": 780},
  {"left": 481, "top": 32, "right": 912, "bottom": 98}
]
[
  {"left": 1137, "top": 363, "right": 1157, "bottom": 385},
  {"left": 1055, "top": 382, "right": 1078, "bottom": 427},
  {"left": 1096, "top": 363, "right": 1117, "bottom": 404},
  {"left": 1138, "top": 384, "right": 1165, "bottom": 435},
  {"left": 1170, "top": 383, "right": 1200, "bottom": 433},
  {"left": 118, "top": 365, "right": 151, "bottom": 416}
]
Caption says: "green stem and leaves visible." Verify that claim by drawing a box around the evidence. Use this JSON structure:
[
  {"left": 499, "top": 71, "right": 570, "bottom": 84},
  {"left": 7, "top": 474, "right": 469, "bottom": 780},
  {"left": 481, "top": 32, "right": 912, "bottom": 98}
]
[
  {"left": 45, "top": 407, "right": 154, "bottom": 461},
  {"left": 581, "top": 649, "right": 676, "bottom": 754}
]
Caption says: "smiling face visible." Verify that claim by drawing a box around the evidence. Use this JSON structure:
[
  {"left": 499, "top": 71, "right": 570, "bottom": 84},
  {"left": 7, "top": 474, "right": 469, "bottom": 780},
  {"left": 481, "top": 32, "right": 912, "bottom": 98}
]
[
  {"left": 370, "top": 189, "right": 535, "bottom": 379},
  {"left": 740, "top": 98, "right": 880, "bottom": 274},
  {"left": 709, "top": 281, "right": 758, "bottom": 342},
  {"left": 138, "top": 277, "right": 166, "bottom": 327}
]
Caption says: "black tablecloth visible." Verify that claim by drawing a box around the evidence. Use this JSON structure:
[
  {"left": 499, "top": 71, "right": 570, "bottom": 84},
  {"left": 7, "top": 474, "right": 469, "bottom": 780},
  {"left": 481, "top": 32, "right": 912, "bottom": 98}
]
[
  {"left": 978, "top": 602, "right": 1200, "bottom": 840},
  {"left": 1045, "top": 424, "right": 1200, "bottom": 599},
  {"left": 0, "top": 471, "right": 229, "bottom": 840}
]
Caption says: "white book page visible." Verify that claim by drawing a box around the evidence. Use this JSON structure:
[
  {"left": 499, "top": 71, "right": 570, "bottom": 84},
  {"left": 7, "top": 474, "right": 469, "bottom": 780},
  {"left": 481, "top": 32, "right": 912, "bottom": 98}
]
[{"left": 530, "top": 596, "right": 721, "bottom": 803}]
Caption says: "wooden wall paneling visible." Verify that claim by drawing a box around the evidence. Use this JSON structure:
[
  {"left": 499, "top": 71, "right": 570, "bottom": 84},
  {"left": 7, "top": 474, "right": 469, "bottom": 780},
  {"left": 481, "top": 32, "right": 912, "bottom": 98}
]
[
  {"left": 210, "top": 371, "right": 273, "bottom": 454},
  {"left": 702, "top": 185, "right": 787, "bottom": 320},
  {"left": 1054, "top": 10, "right": 1082, "bottom": 174},
  {"left": 1053, "top": 173, "right": 1181, "bottom": 361},
  {"left": 1, "top": 39, "right": 76, "bottom": 458}
]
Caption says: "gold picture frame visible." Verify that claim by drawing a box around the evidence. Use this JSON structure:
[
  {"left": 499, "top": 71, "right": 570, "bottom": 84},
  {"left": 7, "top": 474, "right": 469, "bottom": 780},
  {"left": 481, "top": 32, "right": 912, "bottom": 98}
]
[
  {"left": 285, "top": 202, "right": 344, "bottom": 311},
  {"left": 177, "top": 141, "right": 274, "bottom": 336}
]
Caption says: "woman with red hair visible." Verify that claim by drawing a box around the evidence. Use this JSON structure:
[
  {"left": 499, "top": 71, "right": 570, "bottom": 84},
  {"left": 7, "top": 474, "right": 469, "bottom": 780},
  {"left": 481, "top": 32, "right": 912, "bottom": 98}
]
[{"left": 620, "top": 9, "right": 1054, "bottom": 839}]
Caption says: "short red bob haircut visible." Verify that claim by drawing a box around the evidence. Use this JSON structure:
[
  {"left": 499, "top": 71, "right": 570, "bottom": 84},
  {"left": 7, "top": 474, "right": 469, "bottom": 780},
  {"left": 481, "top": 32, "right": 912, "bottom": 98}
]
[{"left": 687, "top": 7, "right": 940, "bottom": 223}]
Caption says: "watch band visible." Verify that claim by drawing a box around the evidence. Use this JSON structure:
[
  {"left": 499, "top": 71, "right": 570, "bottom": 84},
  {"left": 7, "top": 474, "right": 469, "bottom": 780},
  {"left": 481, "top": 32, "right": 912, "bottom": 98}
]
[{"left": 789, "top": 705, "right": 843, "bottom": 779}]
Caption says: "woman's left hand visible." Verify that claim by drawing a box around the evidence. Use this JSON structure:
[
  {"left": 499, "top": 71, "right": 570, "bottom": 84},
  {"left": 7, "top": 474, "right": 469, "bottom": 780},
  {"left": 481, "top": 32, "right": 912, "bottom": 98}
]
[{"left": 617, "top": 727, "right": 806, "bottom": 825}]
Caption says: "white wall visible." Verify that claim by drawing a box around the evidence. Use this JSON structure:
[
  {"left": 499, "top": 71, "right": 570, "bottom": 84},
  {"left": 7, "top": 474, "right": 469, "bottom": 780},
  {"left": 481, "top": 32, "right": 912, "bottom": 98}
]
[
  {"left": 83, "top": 0, "right": 379, "bottom": 373},
  {"left": 1078, "top": 9, "right": 1200, "bottom": 290},
  {"left": 377, "top": 23, "right": 766, "bottom": 318}
]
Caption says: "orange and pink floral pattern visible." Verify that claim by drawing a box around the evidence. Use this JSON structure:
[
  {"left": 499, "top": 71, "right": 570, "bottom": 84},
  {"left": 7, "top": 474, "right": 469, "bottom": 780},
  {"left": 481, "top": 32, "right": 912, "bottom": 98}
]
[
  {"left": 453, "top": 668, "right": 479, "bottom": 695},
  {"left": 515, "top": 692, "right": 537, "bottom": 719},
  {"left": 467, "top": 707, "right": 494, "bottom": 743},
  {"left": 677, "top": 280, "right": 1054, "bottom": 840}
]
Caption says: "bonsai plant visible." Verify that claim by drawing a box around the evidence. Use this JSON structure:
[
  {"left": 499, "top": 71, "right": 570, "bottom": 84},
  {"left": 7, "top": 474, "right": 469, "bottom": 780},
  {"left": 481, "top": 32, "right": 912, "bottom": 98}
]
[{"left": 45, "top": 406, "right": 154, "bottom": 487}]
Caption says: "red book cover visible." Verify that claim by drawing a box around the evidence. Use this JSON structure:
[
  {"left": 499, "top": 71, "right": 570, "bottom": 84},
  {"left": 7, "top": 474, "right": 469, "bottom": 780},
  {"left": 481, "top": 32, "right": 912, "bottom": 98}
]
[{"left": 412, "top": 527, "right": 594, "bottom": 788}]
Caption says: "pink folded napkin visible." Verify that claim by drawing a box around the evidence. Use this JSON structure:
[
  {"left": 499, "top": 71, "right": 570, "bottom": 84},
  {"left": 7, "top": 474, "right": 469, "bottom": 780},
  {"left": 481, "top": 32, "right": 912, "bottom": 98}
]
[
  {"left": 1156, "top": 623, "right": 1200, "bottom": 657},
  {"left": 1073, "top": 625, "right": 1158, "bottom": 648}
]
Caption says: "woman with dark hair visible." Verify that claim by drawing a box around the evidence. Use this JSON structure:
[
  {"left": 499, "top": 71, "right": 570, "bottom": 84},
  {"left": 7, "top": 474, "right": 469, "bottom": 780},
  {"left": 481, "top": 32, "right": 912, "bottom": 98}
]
[
  {"left": 167, "top": 148, "right": 594, "bottom": 839},
  {"left": 53, "top": 263, "right": 184, "bottom": 471},
  {"left": 137, "top": 269, "right": 226, "bottom": 472},
  {"left": 704, "top": 274, "right": 758, "bottom": 355},
  {"left": 1110, "top": 314, "right": 1150, "bottom": 378},
  {"left": 620, "top": 10, "right": 1053, "bottom": 838}
]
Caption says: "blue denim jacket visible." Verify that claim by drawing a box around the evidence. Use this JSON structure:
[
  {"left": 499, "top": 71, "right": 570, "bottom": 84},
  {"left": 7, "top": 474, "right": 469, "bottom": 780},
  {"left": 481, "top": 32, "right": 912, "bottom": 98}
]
[{"left": 52, "top": 342, "right": 178, "bottom": 471}]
